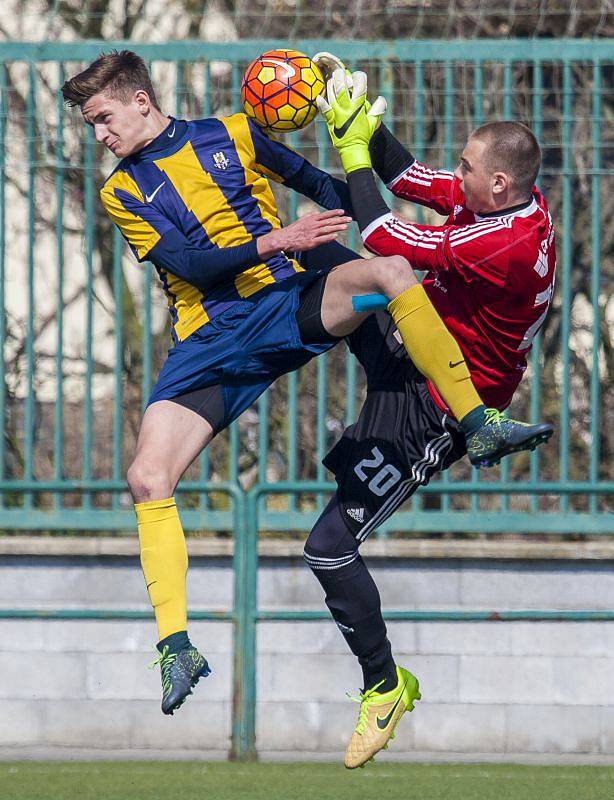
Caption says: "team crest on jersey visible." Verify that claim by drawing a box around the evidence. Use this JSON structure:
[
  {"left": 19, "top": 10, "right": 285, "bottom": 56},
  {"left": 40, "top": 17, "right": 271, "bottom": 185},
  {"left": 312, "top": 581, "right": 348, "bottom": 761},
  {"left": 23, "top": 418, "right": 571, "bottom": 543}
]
[{"left": 213, "top": 151, "right": 230, "bottom": 170}]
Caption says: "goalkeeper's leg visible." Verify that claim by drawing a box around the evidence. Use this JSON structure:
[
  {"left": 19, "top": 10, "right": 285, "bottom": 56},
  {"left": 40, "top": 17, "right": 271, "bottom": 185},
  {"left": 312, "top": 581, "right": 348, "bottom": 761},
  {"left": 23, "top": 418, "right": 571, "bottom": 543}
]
[
  {"left": 304, "top": 499, "right": 420, "bottom": 769},
  {"left": 320, "top": 255, "right": 484, "bottom": 422},
  {"left": 319, "top": 256, "right": 552, "bottom": 464}
]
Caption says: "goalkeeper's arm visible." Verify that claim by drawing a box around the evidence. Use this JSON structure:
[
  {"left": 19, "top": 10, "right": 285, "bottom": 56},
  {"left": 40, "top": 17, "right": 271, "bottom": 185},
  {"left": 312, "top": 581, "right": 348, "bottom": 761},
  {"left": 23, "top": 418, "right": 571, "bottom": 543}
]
[
  {"left": 368, "top": 125, "right": 457, "bottom": 216},
  {"left": 345, "top": 168, "right": 391, "bottom": 236},
  {"left": 368, "top": 124, "right": 416, "bottom": 185},
  {"left": 312, "top": 53, "right": 415, "bottom": 185}
]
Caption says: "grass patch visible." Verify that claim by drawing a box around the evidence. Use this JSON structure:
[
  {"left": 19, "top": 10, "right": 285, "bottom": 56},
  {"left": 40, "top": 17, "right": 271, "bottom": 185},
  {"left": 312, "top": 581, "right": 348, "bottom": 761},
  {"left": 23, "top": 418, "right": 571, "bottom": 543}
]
[{"left": 2, "top": 761, "right": 614, "bottom": 800}]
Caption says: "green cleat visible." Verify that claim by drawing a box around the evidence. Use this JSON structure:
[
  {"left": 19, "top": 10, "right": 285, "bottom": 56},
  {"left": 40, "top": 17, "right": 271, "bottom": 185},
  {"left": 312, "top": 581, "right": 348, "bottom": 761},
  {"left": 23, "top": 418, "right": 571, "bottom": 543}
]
[
  {"left": 467, "top": 408, "right": 553, "bottom": 468},
  {"left": 344, "top": 665, "right": 421, "bottom": 769},
  {"left": 150, "top": 644, "right": 211, "bottom": 715}
]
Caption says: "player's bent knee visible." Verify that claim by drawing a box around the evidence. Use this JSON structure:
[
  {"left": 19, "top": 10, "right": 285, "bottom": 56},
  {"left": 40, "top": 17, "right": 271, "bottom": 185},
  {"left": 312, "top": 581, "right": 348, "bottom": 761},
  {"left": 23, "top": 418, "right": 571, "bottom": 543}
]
[
  {"left": 386, "top": 255, "right": 416, "bottom": 281},
  {"left": 303, "top": 538, "right": 333, "bottom": 563},
  {"left": 303, "top": 527, "right": 333, "bottom": 562},
  {"left": 371, "top": 255, "right": 417, "bottom": 296},
  {"left": 127, "top": 460, "right": 173, "bottom": 504},
  {"left": 303, "top": 502, "right": 359, "bottom": 565},
  {"left": 388, "top": 254, "right": 412, "bottom": 272}
]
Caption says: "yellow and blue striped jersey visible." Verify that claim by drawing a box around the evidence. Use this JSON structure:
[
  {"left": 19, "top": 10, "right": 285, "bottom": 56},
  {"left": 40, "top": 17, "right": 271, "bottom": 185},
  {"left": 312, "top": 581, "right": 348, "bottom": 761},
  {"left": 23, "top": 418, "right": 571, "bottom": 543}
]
[{"left": 100, "top": 114, "right": 312, "bottom": 343}]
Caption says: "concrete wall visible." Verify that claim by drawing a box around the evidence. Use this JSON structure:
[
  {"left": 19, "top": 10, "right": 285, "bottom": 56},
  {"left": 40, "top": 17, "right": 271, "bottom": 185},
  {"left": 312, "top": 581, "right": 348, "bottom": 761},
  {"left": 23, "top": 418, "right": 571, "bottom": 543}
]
[{"left": 1, "top": 543, "right": 614, "bottom": 759}]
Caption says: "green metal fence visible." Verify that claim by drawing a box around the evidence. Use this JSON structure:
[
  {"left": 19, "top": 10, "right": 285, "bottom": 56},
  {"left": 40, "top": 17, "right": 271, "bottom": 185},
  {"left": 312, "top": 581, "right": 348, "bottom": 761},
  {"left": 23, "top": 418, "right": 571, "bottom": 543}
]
[
  {"left": 0, "top": 40, "right": 612, "bottom": 758},
  {"left": 0, "top": 39, "right": 611, "bottom": 535}
]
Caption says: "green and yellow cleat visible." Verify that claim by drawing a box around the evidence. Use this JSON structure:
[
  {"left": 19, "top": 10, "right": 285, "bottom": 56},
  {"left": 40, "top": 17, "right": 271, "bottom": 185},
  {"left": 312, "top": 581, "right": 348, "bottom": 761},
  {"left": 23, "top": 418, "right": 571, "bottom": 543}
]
[
  {"left": 466, "top": 408, "right": 553, "bottom": 468},
  {"left": 150, "top": 644, "right": 211, "bottom": 715},
  {"left": 344, "top": 665, "right": 421, "bottom": 769}
]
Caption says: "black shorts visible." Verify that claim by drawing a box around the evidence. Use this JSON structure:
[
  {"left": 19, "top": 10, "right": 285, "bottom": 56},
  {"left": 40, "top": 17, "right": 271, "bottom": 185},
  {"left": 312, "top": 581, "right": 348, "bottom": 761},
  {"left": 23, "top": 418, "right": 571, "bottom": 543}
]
[
  {"left": 294, "top": 240, "right": 363, "bottom": 343},
  {"left": 323, "top": 311, "right": 467, "bottom": 541},
  {"left": 170, "top": 241, "right": 362, "bottom": 432}
]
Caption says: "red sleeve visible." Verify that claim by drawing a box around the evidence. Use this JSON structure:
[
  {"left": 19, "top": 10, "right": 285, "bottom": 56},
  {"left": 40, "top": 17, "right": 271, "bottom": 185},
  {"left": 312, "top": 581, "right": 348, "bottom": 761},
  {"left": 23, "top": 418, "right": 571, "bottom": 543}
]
[
  {"left": 362, "top": 213, "right": 512, "bottom": 287},
  {"left": 386, "top": 160, "right": 462, "bottom": 217}
]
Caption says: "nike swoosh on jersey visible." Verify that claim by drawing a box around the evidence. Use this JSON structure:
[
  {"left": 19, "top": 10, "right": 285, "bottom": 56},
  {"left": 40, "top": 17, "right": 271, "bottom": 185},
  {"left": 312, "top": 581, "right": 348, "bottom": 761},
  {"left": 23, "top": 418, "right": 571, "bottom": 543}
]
[
  {"left": 449, "top": 359, "right": 465, "bottom": 368},
  {"left": 167, "top": 124, "right": 176, "bottom": 137},
  {"left": 333, "top": 107, "right": 362, "bottom": 139},
  {"left": 376, "top": 680, "right": 407, "bottom": 730},
  {"left": 145, "top": 182, "right": 166, "bottom": 203}
]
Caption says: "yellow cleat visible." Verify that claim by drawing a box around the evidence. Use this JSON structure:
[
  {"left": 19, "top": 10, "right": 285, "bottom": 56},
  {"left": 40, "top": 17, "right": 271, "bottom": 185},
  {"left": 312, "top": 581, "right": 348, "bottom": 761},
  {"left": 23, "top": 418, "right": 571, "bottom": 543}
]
[{"left": 344, "top": 665, "right": 421, "bottom": 769}]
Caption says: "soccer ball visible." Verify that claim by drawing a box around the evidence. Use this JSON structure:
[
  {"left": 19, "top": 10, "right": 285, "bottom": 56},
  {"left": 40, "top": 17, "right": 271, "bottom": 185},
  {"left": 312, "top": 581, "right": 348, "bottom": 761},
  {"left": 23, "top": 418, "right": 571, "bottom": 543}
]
[{"left": 241, "top": 49, "right": 325, "bottom": 133}]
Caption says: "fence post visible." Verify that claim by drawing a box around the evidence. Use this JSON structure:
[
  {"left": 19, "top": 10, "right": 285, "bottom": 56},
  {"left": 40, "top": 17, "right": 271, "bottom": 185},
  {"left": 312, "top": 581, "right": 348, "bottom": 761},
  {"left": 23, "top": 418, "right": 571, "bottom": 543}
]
[
  {"left": 229, "top": 484, "right": 258, "bottom": 761},
  {"left": 232, "top": 486, "right": 261, "bottom": 760}
]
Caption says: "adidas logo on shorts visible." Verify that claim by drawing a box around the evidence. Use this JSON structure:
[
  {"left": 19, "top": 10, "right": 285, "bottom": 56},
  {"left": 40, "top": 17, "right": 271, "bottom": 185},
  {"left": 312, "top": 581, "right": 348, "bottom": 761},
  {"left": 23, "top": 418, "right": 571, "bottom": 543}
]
[{"left": 347, "top": 507, "right": 365, "bottom": 523}]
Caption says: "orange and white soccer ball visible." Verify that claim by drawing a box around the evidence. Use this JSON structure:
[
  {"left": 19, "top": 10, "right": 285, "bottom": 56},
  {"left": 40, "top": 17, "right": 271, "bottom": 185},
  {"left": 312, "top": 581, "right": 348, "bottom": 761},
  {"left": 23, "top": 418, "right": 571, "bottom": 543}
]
[{"left": 241, "top": 49, "right": 325, "bottom": 133}]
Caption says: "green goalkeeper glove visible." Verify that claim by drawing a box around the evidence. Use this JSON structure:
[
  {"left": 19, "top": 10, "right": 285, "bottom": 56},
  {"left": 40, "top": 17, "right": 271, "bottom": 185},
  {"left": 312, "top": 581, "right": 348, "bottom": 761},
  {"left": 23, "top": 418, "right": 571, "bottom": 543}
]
[{"left": 315, "top": 68, "right": 387, "bottom": 174}]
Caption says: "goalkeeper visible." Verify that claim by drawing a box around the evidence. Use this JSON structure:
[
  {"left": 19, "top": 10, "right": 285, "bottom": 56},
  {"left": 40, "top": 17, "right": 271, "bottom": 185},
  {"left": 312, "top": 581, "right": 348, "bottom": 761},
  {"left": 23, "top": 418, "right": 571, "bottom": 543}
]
[{"left": 305, "top": 56, "right": 557, "bottom": 768}]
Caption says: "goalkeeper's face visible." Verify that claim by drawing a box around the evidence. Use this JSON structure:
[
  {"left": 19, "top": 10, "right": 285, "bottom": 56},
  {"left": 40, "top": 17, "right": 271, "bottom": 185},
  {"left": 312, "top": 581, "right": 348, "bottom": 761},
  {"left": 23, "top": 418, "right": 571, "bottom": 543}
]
[
  {"left": 454, "top": 136, "right": 510, "bottom": 214},
  {"left": 81, "top": 90, "right": 153, "bottom": 158}
]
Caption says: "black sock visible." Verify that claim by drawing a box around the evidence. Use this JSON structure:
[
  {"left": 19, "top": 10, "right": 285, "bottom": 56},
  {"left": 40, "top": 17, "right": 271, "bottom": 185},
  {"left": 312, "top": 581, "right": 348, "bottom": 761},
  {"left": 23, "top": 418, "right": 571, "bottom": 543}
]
[
  {"left": 157, "top": 630, "right": 190, "bottom": 654},
  {"left": 305, "top": 499, "right": 402, "bottom": 695},
  {"left": 459, "top": 403, "right": 487, "bottom": 437},
  {"left": 360, "top": 640, "right": 398, "bottom": 693}
]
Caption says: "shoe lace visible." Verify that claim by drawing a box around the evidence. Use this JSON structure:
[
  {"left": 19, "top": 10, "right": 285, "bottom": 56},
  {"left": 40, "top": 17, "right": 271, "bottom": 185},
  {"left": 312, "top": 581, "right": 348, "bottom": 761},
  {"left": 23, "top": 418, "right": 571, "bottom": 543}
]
[
  {"left": 149, "top": 645, "right": 177, "bottom": 696},
  {"left": 484, "top": 408, "right": 504, "bottom": 426},
  {"left": 347, "top": 679, "right": 386, "bottom": 735}
]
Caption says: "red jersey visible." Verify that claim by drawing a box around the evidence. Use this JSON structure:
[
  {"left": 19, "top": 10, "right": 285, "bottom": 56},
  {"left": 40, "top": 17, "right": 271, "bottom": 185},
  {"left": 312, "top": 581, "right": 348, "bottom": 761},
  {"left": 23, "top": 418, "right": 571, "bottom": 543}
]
[{"left": 361, "top": 160, "right": 557, "bottom": 412}]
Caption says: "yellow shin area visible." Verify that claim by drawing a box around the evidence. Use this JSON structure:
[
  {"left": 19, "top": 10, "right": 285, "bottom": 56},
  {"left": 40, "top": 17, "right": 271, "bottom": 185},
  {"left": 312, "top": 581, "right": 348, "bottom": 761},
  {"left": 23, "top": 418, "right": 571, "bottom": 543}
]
[{"left": 135, "top": 497, "right": 188, "bottom": 641}]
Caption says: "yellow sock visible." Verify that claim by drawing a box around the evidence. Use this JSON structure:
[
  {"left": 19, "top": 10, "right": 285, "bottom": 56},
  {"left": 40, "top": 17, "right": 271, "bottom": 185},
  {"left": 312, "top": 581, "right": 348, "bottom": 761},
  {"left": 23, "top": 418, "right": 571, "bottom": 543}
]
[
  {"left": 388, "top": 284, "right": 483, "bottom": 421},
  {"left": 135, "top": 497, "right": 188, "bottom": 642}
]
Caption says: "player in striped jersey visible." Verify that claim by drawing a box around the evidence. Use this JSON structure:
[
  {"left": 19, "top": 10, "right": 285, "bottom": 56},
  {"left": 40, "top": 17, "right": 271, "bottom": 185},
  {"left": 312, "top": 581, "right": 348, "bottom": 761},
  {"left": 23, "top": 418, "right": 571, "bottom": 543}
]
[
  {"left": 307, "top": 60, "right": 556, "bottom": 767},
  {"left": 62, "top": 51, "right": 548, "bottom": 718}
]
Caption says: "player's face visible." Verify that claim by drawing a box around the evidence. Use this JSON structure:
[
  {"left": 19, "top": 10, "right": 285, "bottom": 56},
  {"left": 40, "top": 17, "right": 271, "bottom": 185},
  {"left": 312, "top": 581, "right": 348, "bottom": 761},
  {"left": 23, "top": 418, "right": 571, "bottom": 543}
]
[
  {"left": 454, "top": 137, "right": 500, "bottom": 214},
  {"left": 81, "top": 91, "right": 152, "bottom": 158}
]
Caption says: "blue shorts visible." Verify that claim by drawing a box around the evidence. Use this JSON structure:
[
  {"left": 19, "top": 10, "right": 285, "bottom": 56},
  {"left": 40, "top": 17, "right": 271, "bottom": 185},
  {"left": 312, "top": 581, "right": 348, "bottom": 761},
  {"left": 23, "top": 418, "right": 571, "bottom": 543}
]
[{"left": 148, "top": 270, "right": 337, "bottom": 432}]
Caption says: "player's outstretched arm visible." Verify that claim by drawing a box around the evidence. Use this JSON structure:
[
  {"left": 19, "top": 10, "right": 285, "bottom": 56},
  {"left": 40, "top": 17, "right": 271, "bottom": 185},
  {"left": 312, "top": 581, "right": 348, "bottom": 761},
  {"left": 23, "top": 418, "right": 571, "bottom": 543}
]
[
  {"left": 341, "top": 157, "right": 449, "bottom": 277},
  {"left": 366, "top": 115, "right": 457, "bottom": 216},
  {"left": 101, "top": 180, "right": 270, "bottom": 290},
  {"left": 149, "top": 228, "right": 261, "bottom": 289},
  {"left": 371, "top": 131, "right": 458, "bottom": 217},
  {"left": 311, "top": 62, "right": 456, "bottom": 216},
  {"left": 149, "top": 211, "right": 350, "bottom": 288}
]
